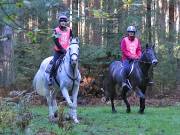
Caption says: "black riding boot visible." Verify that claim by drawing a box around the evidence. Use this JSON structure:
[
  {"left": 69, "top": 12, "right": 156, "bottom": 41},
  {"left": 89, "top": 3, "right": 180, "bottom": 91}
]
[
  {"left": 48, "top": 63, "right": 56, "bottom": 86},
  {"left": 121, "top": 69, "right": 131, "bottom": 91}
]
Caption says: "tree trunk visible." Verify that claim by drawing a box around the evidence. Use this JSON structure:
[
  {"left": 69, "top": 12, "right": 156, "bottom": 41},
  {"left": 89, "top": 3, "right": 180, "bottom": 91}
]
[
  {"left": 0, "top": 25, "right": 14, "bottom": 87},
  {"left": 168, "top": 0, "right": 175, "bottom": 66},
  {"left": 105, "top": 0, "right": 114, "bottom": 57},
  {"left": 159, "top": 0, "right": 167, "bottom": 40},
  {"left": 72, "top": 0, "right": 79, "bottom": 37},
  {"left": 178, "top": 0, "right": 180, "bottom": 43},
  {"left": 169, "top": 0, "right": 175, "bottom": 44},
  {"left": 146, "top": 0, "right": 153, "bottom": 96},
  {"left": 174, "top": 0, "right": 180, "bottom": 86},
  {"left": 146, "top": 0, "right": 152, "bottom": 44}
]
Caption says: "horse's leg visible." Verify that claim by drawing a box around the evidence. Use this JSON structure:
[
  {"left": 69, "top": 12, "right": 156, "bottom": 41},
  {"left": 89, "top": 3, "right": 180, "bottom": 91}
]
[
  {"left": 138, "top": 88, "right": 146, "bottom": 114},
  {"left": 46, "top": 90, "right": 58, "bottom": 122},
  {"left": 121, "top": 88, "right": 131, "bottom": 113},
  {"left": 46, "top": 93, "right": 54, "bottom": 121},
  {"left": 71, "top": 85, "right": 79, "bottom": 123},
  {"left": 111, "top": 97, "right": 117, "bottom": 113},
  {"left": 109, "top": 82, "right": 117, "bottom": 113},
  {"left": 139, "top": 98, "right": 145, "bottom": 114},
  {"left": 61, "top": 87, "right": 79, "bottom": 122},
  {"left": 52, "top": 94, "right": 58, "bottom": 118},
  {"left": 61, "top": 88, "right": 73, "bottom": 107}
]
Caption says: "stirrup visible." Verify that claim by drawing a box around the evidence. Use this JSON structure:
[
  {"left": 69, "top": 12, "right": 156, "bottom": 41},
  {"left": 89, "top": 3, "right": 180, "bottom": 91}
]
[
  {"left": 48, "top": 78, "right": 53, "bottom": 86},
  {"left": 147, "top": 81, "right": 154, "bottom": 86},
  {"left": 48, "top": 82, "right": 52, "bottom": 86},
  {"left": 48, "top": 83, "right": 54, "bottom": 90}
]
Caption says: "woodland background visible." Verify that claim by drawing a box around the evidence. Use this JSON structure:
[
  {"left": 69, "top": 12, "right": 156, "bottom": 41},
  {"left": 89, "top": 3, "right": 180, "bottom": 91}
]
[{"left": 0, "top": 0, "right": 179, "bottom": 98}]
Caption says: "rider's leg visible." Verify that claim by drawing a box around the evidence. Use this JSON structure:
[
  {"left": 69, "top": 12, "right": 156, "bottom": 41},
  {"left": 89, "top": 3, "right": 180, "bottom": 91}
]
[
  {"left": 121, "top": 60, "right": 131, "bottom": 91},
  {"left": 48, "top": 63, "right": 56, "bottom": 86},
  {"left": 48, "top": 51, "right": 61, "bottom": 86},
  {"left": 56, "top": 52, "right": 66, "bottom": 68}
]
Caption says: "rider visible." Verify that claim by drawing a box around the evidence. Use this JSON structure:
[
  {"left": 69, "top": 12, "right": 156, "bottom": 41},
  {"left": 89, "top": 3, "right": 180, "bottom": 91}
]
[
  {"left": 120, "top": 25, "right": 142, "bottom": 91},
  {"left": 46, "top": 14, "right": 73, "bottom": 86}
]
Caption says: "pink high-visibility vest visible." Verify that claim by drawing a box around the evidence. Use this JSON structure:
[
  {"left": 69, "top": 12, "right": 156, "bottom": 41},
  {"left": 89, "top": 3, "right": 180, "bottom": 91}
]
[
  {"left": 124, "top": 37, "right": 139, "bottom": 56},
  {"left": 54, "top": 27, "right": 71, "bottom": 51}
]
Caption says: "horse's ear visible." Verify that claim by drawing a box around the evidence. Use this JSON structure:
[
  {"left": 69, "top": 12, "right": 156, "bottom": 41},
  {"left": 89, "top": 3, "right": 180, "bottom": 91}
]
[
  {"left": 146, "top": 43, "right": 149, "bottom": 49},
  {"left": 76, "top": 37, "right": 79, "bottom": 44}
]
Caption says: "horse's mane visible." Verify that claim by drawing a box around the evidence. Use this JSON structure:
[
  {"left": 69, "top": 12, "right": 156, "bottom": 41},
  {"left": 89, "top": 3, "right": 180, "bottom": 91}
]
[{"left": 65, "top": 38, "right": 79, "bottom": 51}]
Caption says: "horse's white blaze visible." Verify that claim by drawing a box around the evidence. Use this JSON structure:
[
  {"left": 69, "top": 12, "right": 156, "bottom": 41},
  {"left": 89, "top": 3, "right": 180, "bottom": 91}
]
[
  {"left": 33, "top": 38, "right": 81, "bottom": 123},
  {"left": 71, "top": 54, "right": 78, "bottom": 64}
]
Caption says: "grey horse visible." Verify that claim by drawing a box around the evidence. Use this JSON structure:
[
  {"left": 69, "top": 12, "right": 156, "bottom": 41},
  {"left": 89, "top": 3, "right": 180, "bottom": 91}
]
[{"left": 33, "top": 38, "right": 81, "bottom": 123}]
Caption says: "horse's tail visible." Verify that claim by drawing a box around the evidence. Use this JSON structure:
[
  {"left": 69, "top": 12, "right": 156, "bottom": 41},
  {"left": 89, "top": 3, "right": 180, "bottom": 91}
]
[
  {"left": 33, "top": 69, "right": 47, "bottom": 96},
  {"left": 103, "top": 61, "right": 123, "bottom": 101},
  {"left": 33, "top": 56, "right": 53, "bottom": 96},
  {"left": 103, "top": 75, "right": 110, "bottom": 100}
]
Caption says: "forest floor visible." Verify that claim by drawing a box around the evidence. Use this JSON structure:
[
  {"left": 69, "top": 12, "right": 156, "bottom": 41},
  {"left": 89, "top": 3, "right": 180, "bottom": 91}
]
[
  {"left": 0, "top": 87, "right": 180, "bottom": 107},
  {"left": 0, "top": 87, "right": 180, "bottom": 135},
  {"left": 29, "top": 89, "right": 180, "bottom": 107},
  {"left": 21, "top": 106, "right": 180, "bottom": 135}
]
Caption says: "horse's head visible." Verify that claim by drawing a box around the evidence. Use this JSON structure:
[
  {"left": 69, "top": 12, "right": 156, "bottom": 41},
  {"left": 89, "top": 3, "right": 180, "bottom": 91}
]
[
  {"left": 141, "top": 44, "right": 158, "bottom": 66},
  {"left": 68, "top": 37, "right": 80, "bottom": 66}
]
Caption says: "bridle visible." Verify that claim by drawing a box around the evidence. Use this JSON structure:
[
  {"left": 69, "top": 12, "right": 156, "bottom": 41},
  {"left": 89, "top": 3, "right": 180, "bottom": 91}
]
[
  {"left": 138, "top": 60, "right": 152, "bottom": 64},
  {"left": 64, "top": 43, "right": 80, "bottom": 92},
  {"left": 64, "top": 43, "right": 79, "bottom": 81},
  {"left": 138, "top": 48, "right": 156, "bottom": 64}
]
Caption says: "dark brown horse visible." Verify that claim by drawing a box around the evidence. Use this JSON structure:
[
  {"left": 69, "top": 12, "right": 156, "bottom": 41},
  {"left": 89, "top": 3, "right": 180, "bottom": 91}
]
[{"left": 104, "top": 44, "right": 158, "bottom": 114}]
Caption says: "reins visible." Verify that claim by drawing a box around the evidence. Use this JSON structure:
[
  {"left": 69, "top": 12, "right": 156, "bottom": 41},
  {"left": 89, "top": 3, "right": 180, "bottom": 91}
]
[
  {"left": 138, "top": 60, "right": 152, "bottom": 64},
  {"left": 64, "top": 43, "right": 79, "bottom": 92}
]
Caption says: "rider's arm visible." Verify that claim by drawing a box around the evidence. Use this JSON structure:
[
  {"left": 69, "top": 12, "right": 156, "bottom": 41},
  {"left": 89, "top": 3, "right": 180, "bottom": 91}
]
[{"left": 52, "top": 30, "right": 65, "bottom": 51}]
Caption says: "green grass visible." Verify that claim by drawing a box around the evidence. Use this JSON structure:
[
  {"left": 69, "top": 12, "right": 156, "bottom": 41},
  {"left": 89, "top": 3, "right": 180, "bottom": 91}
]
[{"left": 30, "top": 105, "right": 180, "bottom": 135}]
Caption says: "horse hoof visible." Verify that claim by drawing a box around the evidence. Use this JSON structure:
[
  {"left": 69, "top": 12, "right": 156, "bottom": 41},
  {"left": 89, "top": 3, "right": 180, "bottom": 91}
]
[
  {"left": 138, "top": 110, "right": 144, "bottom": 114},
  {"left": 126, "top": 109, "right": 131, "bottom": 113},
  {"left": 112, "top": 110, "right": 117, "bottom": 113},
  {"left": 54, "top": 111, "right": 58, "bottom": 118},
  {"left": 49, "top": 115, "right": 58, "bottom": 123},
  {"left": 101, "top": 97, "right": 106, "bottom": 103},
  {"left": 65, "top": 115, "right": 71, "bottom": 121},
  {"left": 74, "top": 118, "right": 79, "bottom": 124}
]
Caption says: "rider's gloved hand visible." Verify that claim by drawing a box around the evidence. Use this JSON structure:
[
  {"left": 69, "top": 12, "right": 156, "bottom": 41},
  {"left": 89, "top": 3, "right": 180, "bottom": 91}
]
[
  {"left": 56, "top": 44, "right": 66, "bottom": 54},
  {"left": 60, "top": 48, "right": 66, "bottom": 54},
  {"left": 127, "top": 58, "right": 134, "bottom": 62}
]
